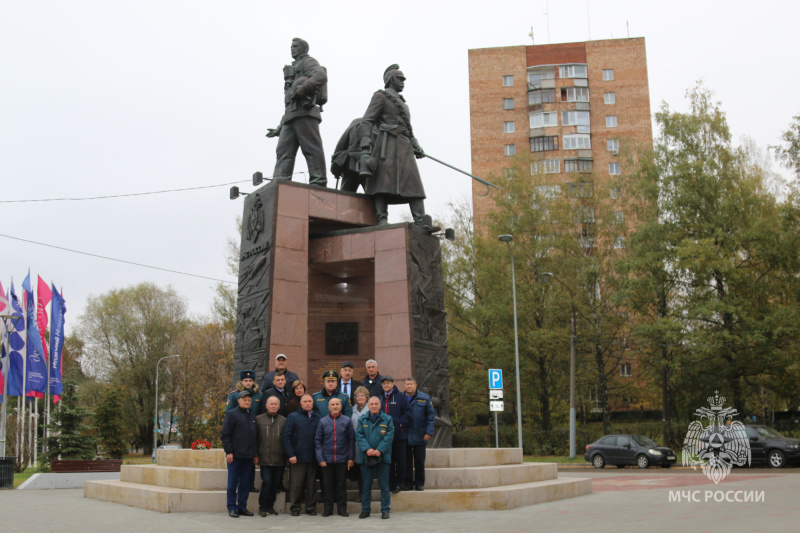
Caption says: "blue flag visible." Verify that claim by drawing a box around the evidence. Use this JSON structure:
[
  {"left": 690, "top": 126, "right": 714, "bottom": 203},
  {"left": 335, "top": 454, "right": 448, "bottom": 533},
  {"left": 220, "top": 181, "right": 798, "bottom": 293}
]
[
  {"left": 7, "top": 283, "right": 26, "bottom": 397},
  {"left": 22, "top": 273, "right": 47, "bottom": 397},
  {"left": 49, "top": 286, "right": 66, "bottom": 402}
]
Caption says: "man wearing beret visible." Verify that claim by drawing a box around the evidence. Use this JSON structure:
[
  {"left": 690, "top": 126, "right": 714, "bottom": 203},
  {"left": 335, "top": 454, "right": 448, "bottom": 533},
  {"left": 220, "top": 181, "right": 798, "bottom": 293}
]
[
  {"left": 221, "top": 390, "right": 258, "bottom": 518},
  {"left": 312, "top": 370, "right": 353, "bottom": 417}
]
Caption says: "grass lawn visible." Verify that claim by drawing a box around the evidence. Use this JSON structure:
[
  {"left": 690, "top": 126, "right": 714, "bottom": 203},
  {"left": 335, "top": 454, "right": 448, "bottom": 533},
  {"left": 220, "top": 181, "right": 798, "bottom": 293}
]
[
  {"left": 13, "top": 467, "right": 37, "bottom": 489},
  {"left": 524, "top": 455, "right": 587, "bottom": 464},
  {"left": 122, "top": 453, "right": 151, "bottom": 465}
]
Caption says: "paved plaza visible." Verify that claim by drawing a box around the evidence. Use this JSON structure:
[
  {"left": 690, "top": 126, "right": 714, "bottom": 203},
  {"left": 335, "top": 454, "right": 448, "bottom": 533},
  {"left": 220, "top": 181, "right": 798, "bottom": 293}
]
[{"left": 1, "top": 470, "right": 797, "bottom": 532}]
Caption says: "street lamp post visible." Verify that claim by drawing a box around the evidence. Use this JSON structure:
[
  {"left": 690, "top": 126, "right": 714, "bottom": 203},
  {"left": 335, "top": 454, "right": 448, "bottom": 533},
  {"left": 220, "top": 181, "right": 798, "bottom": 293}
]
[
  {"left": 541, "top": 272, "right": 577, "bottom": 458},
  {"left": 498, "top": 235, "right": 523, "bottom": 451},
  {"left": 153, "top": 354, "right": 180, "bottom": 463}
]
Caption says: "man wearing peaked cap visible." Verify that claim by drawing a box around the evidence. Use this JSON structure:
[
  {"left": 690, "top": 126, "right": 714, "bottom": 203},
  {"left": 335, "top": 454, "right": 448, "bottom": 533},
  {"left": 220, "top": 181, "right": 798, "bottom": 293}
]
[{"left": 312, "top": 370, "right": 352, "bottom": 418}]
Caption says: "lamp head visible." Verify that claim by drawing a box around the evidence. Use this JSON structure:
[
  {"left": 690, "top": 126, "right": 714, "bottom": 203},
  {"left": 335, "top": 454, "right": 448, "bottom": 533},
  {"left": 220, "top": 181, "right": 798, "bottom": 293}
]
[{"left": 498, "top": 234, "right": 513, "bottom": 242}]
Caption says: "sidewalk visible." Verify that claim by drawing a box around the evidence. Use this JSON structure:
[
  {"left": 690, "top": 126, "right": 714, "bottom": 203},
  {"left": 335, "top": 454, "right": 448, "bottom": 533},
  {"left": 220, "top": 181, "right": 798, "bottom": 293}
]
[{"left": 0, "top": 471, "right": 797, "bottom": 532}]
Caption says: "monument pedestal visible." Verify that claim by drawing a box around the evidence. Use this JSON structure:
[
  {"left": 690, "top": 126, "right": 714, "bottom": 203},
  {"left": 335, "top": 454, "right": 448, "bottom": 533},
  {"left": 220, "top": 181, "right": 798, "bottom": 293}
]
[{"left": 234, "top": 181, "right": 451, "bottom": 445}]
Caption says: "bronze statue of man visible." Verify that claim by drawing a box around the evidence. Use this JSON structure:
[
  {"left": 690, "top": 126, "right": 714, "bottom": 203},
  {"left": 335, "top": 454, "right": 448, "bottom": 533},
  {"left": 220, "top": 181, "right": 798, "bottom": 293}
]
[
  {"left": 267, "top": 38, "right": 328, "bottom": 187},
  {"left": 356, "top": 65, "right": 428, "bottom": 225}
]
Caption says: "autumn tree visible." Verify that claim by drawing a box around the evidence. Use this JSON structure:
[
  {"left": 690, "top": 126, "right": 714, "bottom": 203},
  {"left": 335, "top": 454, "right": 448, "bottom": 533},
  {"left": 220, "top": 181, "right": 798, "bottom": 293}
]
[{"left": 77, "top": 282, "right": 189, "bottom": 455}]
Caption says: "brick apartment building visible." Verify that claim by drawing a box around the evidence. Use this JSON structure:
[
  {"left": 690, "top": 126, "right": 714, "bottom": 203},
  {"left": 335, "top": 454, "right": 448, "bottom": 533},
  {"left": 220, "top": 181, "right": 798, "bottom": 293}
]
[
  {"left": 468, "top": 37, "right": 652, "bottom": 228},
  {"left": 468, "top": 38, "right": 654, "bottom": 413}
]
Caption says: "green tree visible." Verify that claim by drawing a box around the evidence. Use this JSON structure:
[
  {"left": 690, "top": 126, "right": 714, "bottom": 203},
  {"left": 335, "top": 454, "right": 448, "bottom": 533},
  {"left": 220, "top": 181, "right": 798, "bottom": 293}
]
[
  {"left": 94, "top": 386, "right": 129, "bottom": 458},
  {"left": 77, "top": 282, "right": 189, "bottom": 455},
  {"left": 44, "top": 379, "right": 96, "bottom": 461},
  {"left": 772, "top": 114, "right": 800, "bottom": 179}
]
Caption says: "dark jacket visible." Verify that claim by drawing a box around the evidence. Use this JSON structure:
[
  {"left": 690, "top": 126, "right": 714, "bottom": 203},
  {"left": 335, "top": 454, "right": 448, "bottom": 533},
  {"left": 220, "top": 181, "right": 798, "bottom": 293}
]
[
  {"left": 315, "top": 413, "right": 355, "bottom": 464},
  {"left": 406, "top": 390, "right": 436, "bottom": 446},
  {"left": 362, "top": 374, "right": 384, "bottom": 399},
  {"left": 281, "top": 408, "right": 321, "bottom": 463},
  {"left": 312, "top": 389, "right": 353, "bottom": 418},
  {"left": 263, "top": 386, "right": 290, "bottom": 417},
  {"left": 221, "top": 406, "right": 257, "bottom": 459},
  {"left": 286, "top": 395, "right": 303, "bottom": 416},
  {"left": 354, "top": 412, "right": 394, "bottom": 464},
  {"left": 256, "top": 413, "right": 286, "bottom": 466},
  {"left": 338, "top": 378, "right": 362, "bottom": 406},
  {"left": 259, "top": 369, "right": 300, "bottom": 394},
  {"left": 380, "top": 385, "right": 412, "bottom": 441}
]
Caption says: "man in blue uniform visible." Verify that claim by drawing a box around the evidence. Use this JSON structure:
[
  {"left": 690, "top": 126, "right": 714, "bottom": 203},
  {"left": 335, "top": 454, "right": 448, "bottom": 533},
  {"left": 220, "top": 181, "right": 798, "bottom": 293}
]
[
  {"left": 404, "top": 377, "right": 435, "bottom": 491},
  {"left": 221, "top": 390, "right": 258, "bottom": 517},
  {"left": 355, "top": 396, "right": 394, "bottom": 519}
]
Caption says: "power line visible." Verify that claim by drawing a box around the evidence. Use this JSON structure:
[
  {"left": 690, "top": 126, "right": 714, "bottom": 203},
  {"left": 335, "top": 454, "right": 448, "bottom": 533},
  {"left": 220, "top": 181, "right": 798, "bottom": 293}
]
[
  {"left": 0, "top": 172, "right": 305, "bottom": 203},
  {"left": 0, "top": 233, "right": 235, "bottom": 284}
]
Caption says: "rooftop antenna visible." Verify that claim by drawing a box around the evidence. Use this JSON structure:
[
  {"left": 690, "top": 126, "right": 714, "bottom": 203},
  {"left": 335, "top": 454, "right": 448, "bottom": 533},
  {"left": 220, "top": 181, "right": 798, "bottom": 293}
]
[
  {"left": 587, "top": 0, "right": 591, "bottom": 41},
  {"left": 544, "top": 0, "right": 551, "bottom": 44},
  {"left": 528, "top": 25, "right": 534, "bottom": 45},
  {"left": 626, "top": 20, "right": 630, "bottom": 38}
]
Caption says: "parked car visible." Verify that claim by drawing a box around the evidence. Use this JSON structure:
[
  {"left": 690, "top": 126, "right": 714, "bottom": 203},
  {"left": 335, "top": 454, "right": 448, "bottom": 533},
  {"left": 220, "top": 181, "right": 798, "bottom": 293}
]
[
  {"left": 584, "top": 434, "right": 677, "bottom": 469},
  {"left": 744, "top": 425, "right": 800, "bottom": 468}
]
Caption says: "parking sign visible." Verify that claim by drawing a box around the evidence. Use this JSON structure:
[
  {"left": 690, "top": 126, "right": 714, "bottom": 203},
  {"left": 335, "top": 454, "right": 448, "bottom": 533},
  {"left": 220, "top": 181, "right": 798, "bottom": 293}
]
[{"left": 489, "top": 369, "right": 503, "bottom": 390}]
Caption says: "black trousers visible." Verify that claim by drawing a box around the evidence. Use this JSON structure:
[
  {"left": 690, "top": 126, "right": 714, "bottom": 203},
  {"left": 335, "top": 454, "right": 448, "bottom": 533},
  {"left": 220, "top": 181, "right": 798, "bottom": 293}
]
[
  {"left": 258, "top": 465, "right": 283, "bottom": 511},
  {"left": 405, "top": 444, "right": 427, "bottom": 488},
  {"left": 389, "top": 439, "right": 407, "bottom": 489},
  {"left": 273, "top": 116, "right": 327, "bottom": 185},
  {"left": 321, "top": 462, "right": 348, "bottom": 514},
  {"left": 288, "top": 462, "right": 317, "bottom": 513}
]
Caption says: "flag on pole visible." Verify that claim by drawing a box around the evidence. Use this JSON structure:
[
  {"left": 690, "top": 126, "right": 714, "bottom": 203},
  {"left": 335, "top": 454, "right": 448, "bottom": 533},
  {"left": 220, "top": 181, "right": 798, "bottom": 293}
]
[
  {"left": 7, "top": 282, "right": 26, "bottom": 397},
  {"left": 36, "top": 276, "right": 52, "bottom": 362},
  {"left": 49, "top": 285, "right": 66, "bottom": 403},
  {"left": 22, "top": 274, "right": 47, "bottom": 398},
  {"left": 0, "top": 281, "right": 8, "bottom": 403}
]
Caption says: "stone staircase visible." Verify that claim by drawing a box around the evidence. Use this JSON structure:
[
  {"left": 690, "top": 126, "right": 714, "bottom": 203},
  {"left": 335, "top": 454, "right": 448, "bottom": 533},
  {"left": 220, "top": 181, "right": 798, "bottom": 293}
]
[{"left": 84, "top": 448, "right": 591, "bottom": 513}]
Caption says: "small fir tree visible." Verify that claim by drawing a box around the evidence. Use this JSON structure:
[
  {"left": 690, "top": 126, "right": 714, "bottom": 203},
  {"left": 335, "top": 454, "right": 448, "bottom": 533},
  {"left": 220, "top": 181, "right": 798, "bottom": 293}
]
[{"left": 44, "top": 379, "right": 96, "bottom": 461}]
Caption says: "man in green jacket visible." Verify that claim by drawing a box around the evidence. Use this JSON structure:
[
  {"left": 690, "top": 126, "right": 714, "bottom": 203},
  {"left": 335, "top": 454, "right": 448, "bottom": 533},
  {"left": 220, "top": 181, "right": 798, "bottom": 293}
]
[
  {"left": 255, "top": 396, "right": 286, "bottom": 517},
  {"left": 312, "top": 371, "right": 352, "bottom": 417},
  {"left": 355, "top": 396, "right": 394, "bottom": 519}
]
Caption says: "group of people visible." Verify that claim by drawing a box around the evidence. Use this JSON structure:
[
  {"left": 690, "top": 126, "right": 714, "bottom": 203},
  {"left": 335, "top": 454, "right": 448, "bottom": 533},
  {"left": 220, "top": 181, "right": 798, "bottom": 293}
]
[{"left": 221, "top": 355, "right": 436, "bottom": 520}]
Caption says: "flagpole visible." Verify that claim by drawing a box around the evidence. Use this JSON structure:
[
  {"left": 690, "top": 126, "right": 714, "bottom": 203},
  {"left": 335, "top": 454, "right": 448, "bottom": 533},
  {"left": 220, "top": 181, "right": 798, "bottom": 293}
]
[{"left": 0, "top": 315, "right": 15, "bottom": 458}]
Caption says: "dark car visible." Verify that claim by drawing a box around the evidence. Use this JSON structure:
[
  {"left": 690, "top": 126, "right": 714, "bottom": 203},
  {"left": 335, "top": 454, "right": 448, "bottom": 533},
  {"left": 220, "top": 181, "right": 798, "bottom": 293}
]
[
  {"left": 744, "top": 425, "right": 800, "bottom": 468},
  {"left": 584, "top": 434, "right": 677, "bottom": 469}
]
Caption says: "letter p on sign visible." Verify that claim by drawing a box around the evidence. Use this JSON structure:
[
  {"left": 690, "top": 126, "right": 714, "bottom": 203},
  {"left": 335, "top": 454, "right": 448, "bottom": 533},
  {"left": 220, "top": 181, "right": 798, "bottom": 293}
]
[{"left": 489, "top": 369, "right": 503, "bottom": 390}]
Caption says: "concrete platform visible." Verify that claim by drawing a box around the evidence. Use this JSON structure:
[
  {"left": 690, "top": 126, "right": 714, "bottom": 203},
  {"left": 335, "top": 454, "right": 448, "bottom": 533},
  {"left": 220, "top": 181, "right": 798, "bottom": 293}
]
[
  {"left": 84, "top": 448, "right": 591, "bottom": 513},
  {"left": 18, "top": 471, "right": 120, "bottom": 490}
]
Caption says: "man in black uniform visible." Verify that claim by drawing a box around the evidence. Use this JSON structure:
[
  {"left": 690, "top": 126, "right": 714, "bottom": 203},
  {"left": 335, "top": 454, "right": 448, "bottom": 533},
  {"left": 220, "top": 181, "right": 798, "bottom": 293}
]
[
  {"left": 267, "top": 38, "right": 328, "bottom": 187},
  {"left": 221, "top": 390, "right": 258, "bottom": 518}
]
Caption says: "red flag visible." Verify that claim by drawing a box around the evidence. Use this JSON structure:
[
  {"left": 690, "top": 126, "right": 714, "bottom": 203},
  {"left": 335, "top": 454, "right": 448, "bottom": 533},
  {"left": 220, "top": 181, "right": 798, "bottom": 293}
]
[{"left": 37, "top": 276, "right": 52, "bottom": 362}]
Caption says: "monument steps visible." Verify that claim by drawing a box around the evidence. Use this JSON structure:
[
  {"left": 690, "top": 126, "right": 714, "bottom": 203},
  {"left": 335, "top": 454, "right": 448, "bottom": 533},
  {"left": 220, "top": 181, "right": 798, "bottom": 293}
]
[{"left": 84, "top": 448, "right": 591, "bottom": 513}]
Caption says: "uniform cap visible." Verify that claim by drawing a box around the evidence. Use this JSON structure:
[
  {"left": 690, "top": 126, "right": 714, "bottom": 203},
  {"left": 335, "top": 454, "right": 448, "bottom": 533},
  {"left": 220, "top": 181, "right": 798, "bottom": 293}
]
[{"left": 322, "top": 370, "right": 340, "bottom": 380}]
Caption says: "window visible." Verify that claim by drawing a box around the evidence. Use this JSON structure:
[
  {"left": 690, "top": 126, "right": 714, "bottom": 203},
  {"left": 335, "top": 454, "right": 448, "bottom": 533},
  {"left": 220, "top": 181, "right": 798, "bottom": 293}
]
[
  {"left": 567, "top": 182, "right": 592, "bottom": 198},
  {"left": 607, "top": 139, "right": 619, "bottom": 153},
  {"left": 610, "top": 187, "right": 622, "bottom": 199},
  {"left": 503, "top": 98, "right": 515, "bottom": 110},
  {"left": 614, "top": 236, "right": 625, "bottom": 249},
  {"left": 562, "top": 111, "right": 591, "bottom": 126},
  {"left": 504, "top": 144, "right": 516, "bottom": 156},
  {"left": 564, "top": 159, "right": 593, "bottom": 173},
  {"left": 620, "top": 363, "right": 632, "bottom": 377},
  {"left": 603, "top": 69, "right": 614, "bottom": 81},
  {"left": 562, "top": 87, "right": 590, "bottom": 102},
  {"left": 535, "top": 184, "right": 562, "bottom": 197},
  {"left": 604, "top": 92, "right": 616, "bottom": 104},
  {"left": 502, "top": 75, "right": 514, "bottom": 87},
  {"left": 529, "top": 89, "right": 556, "bottom": 105},
  {"left": 612, "top": 211, "right": 624, "bottom": 224},
  {"left": 530, "top": 135, "right": 558, "bottom": 152},
  {"left": 606, "top": 116, "right": 618, "bottom": 127},
  {"left": 504, "top": 121, "right": 515, "bottom": 133},
  {"left": 531, "top": 160, "right": 560, "bottom": 175},
  {"left": 530, "top": 112, "right": 558, "bottom": 128},
  {"left": 559, "top": 64, "right": 588, "bottom": 78},
  {"left": 609, "top": 162, "right": 621, "bottom": 175},
  {"left": 528, "top": 69, "right": 555, "bottom": 86},
  {"left": 572, "top": 205, "right": 596, "bottom": 223},
  {"left": 563, "top": 134, "right": 591, "bottom": 150},
  {"left": 504, "top": 168, "right": 517, "bottom": 180}
]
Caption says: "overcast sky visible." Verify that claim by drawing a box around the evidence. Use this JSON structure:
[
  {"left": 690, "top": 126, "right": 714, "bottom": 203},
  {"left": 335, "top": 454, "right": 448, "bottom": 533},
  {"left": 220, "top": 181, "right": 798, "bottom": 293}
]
[{"left": 2, "top": 0, "right": 798, "bottom": 333}]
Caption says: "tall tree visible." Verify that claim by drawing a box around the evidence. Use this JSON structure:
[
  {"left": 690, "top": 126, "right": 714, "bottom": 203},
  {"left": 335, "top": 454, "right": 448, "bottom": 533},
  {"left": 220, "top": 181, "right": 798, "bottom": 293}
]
[
  {"left": 94, "top": 386, "right": 129, "bottom": 458},
  {"left": 77, "top": 282, "right": 189, "bottom": 455}
]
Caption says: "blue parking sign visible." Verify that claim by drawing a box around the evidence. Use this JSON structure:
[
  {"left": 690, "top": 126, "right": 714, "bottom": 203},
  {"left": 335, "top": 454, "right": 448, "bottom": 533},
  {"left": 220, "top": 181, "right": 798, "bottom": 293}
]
[{"left": 489, "top": 369, "right": 503, "bottom": 389}]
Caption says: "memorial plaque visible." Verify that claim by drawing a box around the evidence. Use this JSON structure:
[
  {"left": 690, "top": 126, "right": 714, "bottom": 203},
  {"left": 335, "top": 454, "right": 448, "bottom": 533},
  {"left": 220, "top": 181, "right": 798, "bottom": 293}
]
[{"left": 325, "top": 322, "right": 359, "bottom": 355}]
